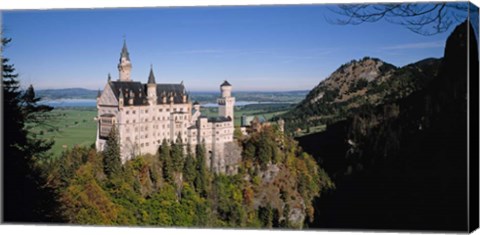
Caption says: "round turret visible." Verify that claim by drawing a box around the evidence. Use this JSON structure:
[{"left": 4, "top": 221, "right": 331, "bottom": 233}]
[
  {"left": 193, "top": 101, "right": 200, "bottom": 111},
  {"left": 220, "top": 80, "right": 232, "bottom": 97}
]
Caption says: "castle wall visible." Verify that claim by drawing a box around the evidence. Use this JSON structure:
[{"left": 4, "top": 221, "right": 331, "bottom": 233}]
[{"left": 96, "top": 43, "right": 238, "bottom": 172}]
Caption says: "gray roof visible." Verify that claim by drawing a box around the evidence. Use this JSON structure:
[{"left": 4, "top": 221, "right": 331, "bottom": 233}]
[
  {"left": 110, "top": 81, "right": 188, "bottom": 106},
  {"left": 120, "top": 40, "right": 130, "bottom": 61},
  {"left": 208, "top": 116, "right": 232, "bottom": 123},
  {"left": 148, "top": 67, "right": 156, "bottom": 84},
  {"left": 220, "top": 80, "right": 231, "bottom": 87}
]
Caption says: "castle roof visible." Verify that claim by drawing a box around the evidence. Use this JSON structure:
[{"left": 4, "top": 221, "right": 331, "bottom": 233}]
[
  {"left": 120, "top": 40, "right": 130, "bottom": 61},
  {"left": 208, "top": 116, "right": 232, "bottom": 123},
  {"left": 220, "top": 80, "right": 231, "bottom": 87},
  {"left": 148, "top": 66, "right": 156, "bottom": 84},
  {"left": 109, "top": 81, "right": 187, "bottom": 106}
]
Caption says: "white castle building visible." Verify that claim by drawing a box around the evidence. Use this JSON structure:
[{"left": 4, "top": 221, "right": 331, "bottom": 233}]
[{"left": 95, "top": 41, "right": 237, "bottom": 173}]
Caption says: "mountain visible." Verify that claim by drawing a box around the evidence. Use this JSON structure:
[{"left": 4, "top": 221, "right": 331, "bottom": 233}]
[
  {"left": 36, "top": 88, "right": 99, "bottom": 100},
  {"left": 298, "top": 20, "right": 477, "bottom": 231},
  {"left": 281, "top": 56, "right": 441, "bottom": 132}
]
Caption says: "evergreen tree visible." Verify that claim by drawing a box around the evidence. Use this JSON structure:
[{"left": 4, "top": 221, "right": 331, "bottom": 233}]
[
  {"left": 159, "top": 138, "right": 173, "bottom": 183},
  {"left": 171, "top": 132, "right": 185, "bottom": 172},
  {"left": 183, "top": 144, "right": 196, "bottom": 185},
  {"left": 103, "top": 125, "right": 121, "bottom": 178},
  {"left": 194, "top": 140, "right": 208, "bottom": 197},
  {"left": 2, "top": 37, "right": 61, "bottom": 222}
]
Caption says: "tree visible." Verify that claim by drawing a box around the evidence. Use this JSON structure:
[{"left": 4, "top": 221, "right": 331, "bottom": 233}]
[
  {"left": 331, "top": 3, "right": 468, "bottom": 35},
  {"left": 194, "top": 141, "right": 208, "bottom": 197},
  {"left": 159, "top": 138, "right": 173, "bottom": 183},
  {"left": 103, "top": 125, "right": 122, "bottom": 178},
  {"left": 171, "top": 133, "right": 185, "bottom": 172},
  {"left": 2, "top": 37, "right": 61, "bottom": 222},
  {"left": 183, "top": 144, "right": 197, "bottom": 185}
]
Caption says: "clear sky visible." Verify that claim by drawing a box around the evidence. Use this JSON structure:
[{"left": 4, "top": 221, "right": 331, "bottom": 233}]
[{"left": 1, "top": 4, "right": 465, "bottom": 91}]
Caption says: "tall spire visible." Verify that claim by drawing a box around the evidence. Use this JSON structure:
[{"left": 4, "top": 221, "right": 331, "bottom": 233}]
[
  {"left": 148, "top": 64, "right": 156, "bottom": 84},
  {"left": 118, "top": 38, "right": 132, "bottom": 82},
  {"left": 120, "top": 39, "right": 130, "bottom": 61}
]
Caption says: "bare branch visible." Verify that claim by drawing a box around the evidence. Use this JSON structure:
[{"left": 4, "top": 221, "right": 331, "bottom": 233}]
[{"left": 330, "top": 3, "right": 468, "bottom": 35}]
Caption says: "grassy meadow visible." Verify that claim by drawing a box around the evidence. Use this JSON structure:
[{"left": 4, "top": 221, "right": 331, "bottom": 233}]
[{"left": 32, "top": 108, "right": 97, "bottom": 157}]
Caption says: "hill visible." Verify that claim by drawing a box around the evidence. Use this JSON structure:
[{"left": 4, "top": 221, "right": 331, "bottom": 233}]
[
  {"left": 281, "top": 56, "right": 441, "bottom": 132},
  {"left": 36, "top": 88, "right": 99, "bottom": 100},
  {"left": 297, "top": 20, "right": 476, "bottom": 231}
]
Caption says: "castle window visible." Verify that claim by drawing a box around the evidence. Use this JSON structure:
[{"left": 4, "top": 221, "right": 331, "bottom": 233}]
[
  {"left": 133, "top": 119, "right": 136, "bottom": 123},
  {"left": 180, "top": 108, "right": 183, "bottom": 111},
  {"left": 145, "top": 110, "right": 148, "bottom": 113},
  {"left": 133, "top": 111, "right": 136, "bottom": 114},
  {"left": 141, "top": 143, "right": 144, "bottom": 147},
  {"left": 126, "top": 111, "right": 129, "bottom": 114},
  {"left": 173, "top": 108, "right": 177, "bottom": 112},
  {"left": 146, "top": 143, "right": 149, "bottom": 146},
  {"left": 166, "top": 108, "right": 170, "bottom": 112},
  {"left": 126, "top": 120, "right": 129, "bottom": 124},
  {"left": 99, "top": 114, "right": 115, "bottom": 139},
  {"left": 159, "top": 109, "right": 162, "bottom": 112}
]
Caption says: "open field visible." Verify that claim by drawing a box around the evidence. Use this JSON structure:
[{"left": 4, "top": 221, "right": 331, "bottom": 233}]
[
  {"left": 32, "top": 103, "right": 295, "bottom": 157},
  {"left": 32, "top": 108, "right": 97, "bottom": 157}
]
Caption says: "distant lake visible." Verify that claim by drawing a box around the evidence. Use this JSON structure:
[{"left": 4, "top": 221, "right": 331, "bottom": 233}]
[{"left": 40, "top": 99, "right": 287, "bottom": 108}]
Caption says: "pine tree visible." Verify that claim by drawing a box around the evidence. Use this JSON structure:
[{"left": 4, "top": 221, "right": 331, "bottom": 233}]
[
  {"left": 3, "top": 37, "right": 61, "bottom": 222},
  {"left": 194, "top": 140, "right": 208, "bottom": 197},
  {"left": 159, "top": 138, "right": 173, "bottom": 183},
  {"left": 183, "top": 144, "right": 196, "bottom": 185},
  {"left": 171, "top": 132, "right": 185, "bottom": 172},
  {"left": 103, "top": 125, "right": 121, "bottom": 178}
]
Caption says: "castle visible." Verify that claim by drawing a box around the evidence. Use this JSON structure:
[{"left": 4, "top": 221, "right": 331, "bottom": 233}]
[{"left": 95, "top": 41, "right": 237, "bottom": 173}]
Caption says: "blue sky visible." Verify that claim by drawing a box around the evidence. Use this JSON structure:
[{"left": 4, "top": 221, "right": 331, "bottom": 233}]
[{"left": 2, "top": 4, "right": 465, "bottom": 91}]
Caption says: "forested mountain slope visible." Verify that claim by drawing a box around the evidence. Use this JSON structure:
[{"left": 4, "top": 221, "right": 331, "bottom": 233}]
[
  {"left": 282, "top": 56, "right": 441, "bottom": 132},
  {"left": 297, "top": 20, "right": 476, "bottom": 232}
]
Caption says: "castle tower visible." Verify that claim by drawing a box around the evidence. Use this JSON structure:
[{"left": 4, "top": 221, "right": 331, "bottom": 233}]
[
  {"left": 118, "top": 40, "right": 132, "bottom": 82},
  {"left": 218, "top": 80, "right": 235, "bottom": 120},
  {"left": 147, "top": 65, "right": 157, "bottom": 105}
]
